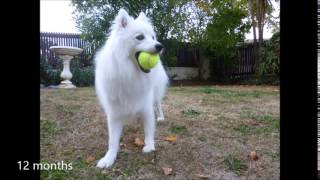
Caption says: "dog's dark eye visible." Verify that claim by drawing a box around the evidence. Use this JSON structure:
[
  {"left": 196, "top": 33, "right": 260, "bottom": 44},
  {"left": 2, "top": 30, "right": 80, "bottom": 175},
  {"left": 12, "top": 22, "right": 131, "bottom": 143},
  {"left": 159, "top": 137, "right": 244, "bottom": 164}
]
[
  {"left": 152, "top": 36, "right": 155, "bottom": 40},
  {"left": 136, "top": 35, "right": 144, "bottom": 40}
]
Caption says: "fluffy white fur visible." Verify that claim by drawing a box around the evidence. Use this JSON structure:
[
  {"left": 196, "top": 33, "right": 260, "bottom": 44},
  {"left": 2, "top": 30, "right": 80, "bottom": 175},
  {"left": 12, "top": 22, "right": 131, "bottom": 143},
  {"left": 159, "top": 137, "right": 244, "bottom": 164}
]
[{"left": 94, "top": 9, "right": 169, "bottom": 168}]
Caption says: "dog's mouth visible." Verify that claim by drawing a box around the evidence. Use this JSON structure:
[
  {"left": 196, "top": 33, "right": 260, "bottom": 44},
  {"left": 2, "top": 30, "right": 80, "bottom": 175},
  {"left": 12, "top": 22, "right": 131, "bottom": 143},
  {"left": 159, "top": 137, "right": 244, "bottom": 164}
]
[{"left": 135, "top": 51, "right": 150, "bottom": 73}]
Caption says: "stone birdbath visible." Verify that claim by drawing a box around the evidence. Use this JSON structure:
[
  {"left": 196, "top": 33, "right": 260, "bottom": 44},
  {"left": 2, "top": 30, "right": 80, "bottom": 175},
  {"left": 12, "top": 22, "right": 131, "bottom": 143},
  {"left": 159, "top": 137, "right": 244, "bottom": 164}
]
[{"left": 50, "top": 46, "right": 83, "bottom": 88}]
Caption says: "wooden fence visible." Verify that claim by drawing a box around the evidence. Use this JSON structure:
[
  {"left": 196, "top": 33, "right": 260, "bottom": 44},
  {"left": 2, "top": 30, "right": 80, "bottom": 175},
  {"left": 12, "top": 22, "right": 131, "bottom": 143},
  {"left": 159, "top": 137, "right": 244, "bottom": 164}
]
[
  {"left": 40, "top": 32, "right": 256, "bottom": 79},
  {"left": 232, "top": 43, "right": 256, "bottom": 78},
  {"left": 211, "top": 44, "right": 256, "bottom": 80},
  {"left": 176, "top": 46, "right": 199, "bottom": 67},
  {"left": 40, "top": 32, "right": 97, "bottom": 68}
]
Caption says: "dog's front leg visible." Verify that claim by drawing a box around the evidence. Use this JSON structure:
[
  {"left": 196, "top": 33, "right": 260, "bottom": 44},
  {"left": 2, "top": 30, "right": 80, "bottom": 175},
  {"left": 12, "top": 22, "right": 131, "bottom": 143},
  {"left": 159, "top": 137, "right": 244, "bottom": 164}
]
[
  {"left": 155, "top": 103, "right": 165, "bottom": 121},
  {"left": 142, "top": 106, "right": 156, "bottom": 153},
  {"left": 97, "top": 117, "right": 123, "bottom": 168}
]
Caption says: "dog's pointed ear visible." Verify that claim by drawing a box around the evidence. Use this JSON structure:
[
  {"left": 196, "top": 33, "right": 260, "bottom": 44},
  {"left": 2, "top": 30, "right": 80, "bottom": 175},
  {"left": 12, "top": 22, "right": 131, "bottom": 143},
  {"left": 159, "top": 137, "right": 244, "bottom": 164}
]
[
  {"left": 115, "top": 8, "right": 132, "bottom": 29},
  {"left": 137, "top": 12, "right": 150, "bottom": 23}
]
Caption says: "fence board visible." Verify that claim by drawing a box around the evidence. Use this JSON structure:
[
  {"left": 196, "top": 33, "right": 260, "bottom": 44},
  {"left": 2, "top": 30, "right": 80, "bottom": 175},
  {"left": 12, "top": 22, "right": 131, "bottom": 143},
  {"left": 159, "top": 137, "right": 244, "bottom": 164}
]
[
  {"left": 40, "top": 32, "right": 95, "bottom": 68},
  {"left": 41, "top": 32, "right": 257, "bottom": 79}
]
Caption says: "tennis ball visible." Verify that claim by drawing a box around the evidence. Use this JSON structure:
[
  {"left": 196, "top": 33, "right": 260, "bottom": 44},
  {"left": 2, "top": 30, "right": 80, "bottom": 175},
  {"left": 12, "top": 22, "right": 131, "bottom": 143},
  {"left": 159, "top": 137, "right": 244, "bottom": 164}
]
[{"left": 138, "top": 52, "right": 159, "bottom": 70}]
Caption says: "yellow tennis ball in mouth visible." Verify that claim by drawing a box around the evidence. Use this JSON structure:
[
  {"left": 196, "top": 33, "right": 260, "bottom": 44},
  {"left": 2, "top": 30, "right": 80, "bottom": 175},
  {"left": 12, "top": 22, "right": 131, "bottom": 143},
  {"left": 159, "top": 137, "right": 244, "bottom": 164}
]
[{"left": 138, "top": 52, "right": 159, "bottom": 70}]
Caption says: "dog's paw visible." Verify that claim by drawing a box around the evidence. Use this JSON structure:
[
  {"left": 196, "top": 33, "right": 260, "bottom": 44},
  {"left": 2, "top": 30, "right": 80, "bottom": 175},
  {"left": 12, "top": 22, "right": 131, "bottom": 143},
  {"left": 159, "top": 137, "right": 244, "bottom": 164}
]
[
  {"left": 96, "top": 156, "right": 115, "bottom": 169},
  {"left": 142, "top": 145, "right": 155, "bottom": 153},
  {"left": 157, "top": 117, "right": 165, "bottom": 122}
]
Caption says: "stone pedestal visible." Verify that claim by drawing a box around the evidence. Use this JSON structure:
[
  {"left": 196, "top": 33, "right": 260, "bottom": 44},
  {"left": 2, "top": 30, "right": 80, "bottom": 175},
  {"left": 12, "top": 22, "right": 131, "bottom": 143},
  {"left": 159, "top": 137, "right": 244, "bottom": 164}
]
[
  {"left": 49, "top": 46, "right": 83, "bottom": 89},
  {"left": 58, "top": 55, "right": 76, "bottom": 88}
]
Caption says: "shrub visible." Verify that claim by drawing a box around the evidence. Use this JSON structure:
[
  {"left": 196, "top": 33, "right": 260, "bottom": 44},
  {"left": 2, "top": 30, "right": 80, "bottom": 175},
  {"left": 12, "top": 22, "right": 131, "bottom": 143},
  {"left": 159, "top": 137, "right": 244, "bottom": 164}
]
[
  {"left": 40, "top": 57, "right": 95, "bottom": 87},
  {"left": 257, "top": 32, "right": 280, "bottom": 77},
  {"left": 70, "top": 59, "right": 95, "bottom": 87},
  {"left": 40, "top": 58, "right": 61, "bottom": 86},
  {"left": 161, "top": 39, "right": 179, "bottom": 67}
]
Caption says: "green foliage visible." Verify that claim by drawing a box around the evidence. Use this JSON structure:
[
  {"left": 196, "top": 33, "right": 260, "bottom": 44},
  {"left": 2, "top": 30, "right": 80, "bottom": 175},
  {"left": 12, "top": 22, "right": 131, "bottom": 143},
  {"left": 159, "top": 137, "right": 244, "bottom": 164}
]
[
  {"left": 182, "top": 109, "right": 201, "bottom": 118},
  {"left": 71, "top": 0, "right": 189, "bottom": 45},
  {"left": 257, "top": 31, "right": 280, "bottom": 76},
  {"left": 70, "top": 0, "right": 279, "bottom": 82},
  {"left": 71, "top": 0, "right": 190, "bottom": 66},
  {"left": 40, "top": 58, "right": 61, "bottom": 86},
  {"left": 161, "top": 39, "right": 181, "bottom": 67},
  {"left": 223, "top": 154, "right": 248, "bottom": 175},
  {"left": 202, "top": 0, "right": 250, "bottom": 81},
  {"left": 204, "top": 0, "right": 250, "bottom": 57},
  {"left": 70, "top": 59, "right": 95, "bottom": 87},
  {"left": 40, "top": 57, "right": 94, "bottom": 87},
  {"left": 237, "top": 75, "right": 279, "bottom": 85},
  {"left": 169, "top": 125, "right": 187, "bottom": 134}
]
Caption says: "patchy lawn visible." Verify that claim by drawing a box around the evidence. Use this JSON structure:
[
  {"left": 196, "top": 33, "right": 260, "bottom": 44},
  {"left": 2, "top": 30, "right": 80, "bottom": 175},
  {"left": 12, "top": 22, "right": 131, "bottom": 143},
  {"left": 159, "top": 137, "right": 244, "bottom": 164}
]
[{"left": 40, "top": 85, "right": 279, "bottom": 180}]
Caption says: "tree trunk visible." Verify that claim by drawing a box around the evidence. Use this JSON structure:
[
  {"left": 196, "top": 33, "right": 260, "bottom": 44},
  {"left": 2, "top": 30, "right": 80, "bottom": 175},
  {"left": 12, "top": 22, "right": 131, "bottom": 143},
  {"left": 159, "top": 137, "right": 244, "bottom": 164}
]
[
  {"left": 256, "top": 0, "right": 262, "bottom": 45},
  {"left": 256, "top": 0, "right": 266, "bottom": 45},
  {"left": 252, "top": 24, "right": 258, "bottom": 73},
  {"left": 249, "top": 0, "right": 258, "bottom": 73},
  {"left": 258, "top": 24, "right": 264, "bottom": 44},
  {"left": 248, "top": 0, "right": 257, "bottom": 44},
  {"left": 252, "top": 24, "right": 257, "bottom": 44}
]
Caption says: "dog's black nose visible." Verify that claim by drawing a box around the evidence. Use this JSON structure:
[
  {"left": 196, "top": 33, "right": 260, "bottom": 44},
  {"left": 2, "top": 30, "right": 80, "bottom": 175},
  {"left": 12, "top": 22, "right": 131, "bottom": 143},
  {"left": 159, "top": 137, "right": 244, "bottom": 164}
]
[{"left": 155, "top": 44, "right": 163, "bottom": 52}]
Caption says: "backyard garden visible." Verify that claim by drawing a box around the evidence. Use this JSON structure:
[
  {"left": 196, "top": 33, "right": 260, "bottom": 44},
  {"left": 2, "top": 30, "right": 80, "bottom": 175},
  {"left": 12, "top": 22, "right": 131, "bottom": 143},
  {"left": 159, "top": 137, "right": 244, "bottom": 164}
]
[{"left": 40, "top": 0, "right": 280, "bottom": 179}]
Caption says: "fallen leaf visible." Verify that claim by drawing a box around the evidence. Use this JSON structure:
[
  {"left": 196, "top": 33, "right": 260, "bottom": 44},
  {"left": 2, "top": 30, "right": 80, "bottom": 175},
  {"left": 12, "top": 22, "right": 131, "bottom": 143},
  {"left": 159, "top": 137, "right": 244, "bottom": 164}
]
[
  {"left": 164, "top": 135, "right": 177, "bottom": 142},
  {"left": 120, "top": 142, "right": 126, "bottom": 148},
  {"left": 195, "top": 174, "right": 210, "bottom": 179},
  {"left": 85, "top": 155, "right": 95, "bottom": 164},
  {"left": 250, "top": 151, "right": 258, "bottom": 161},
  {"left": 134, "top": 137, "right": 144, "bottom": 146},
  {"left": 162, "top": 167, "right": 173, "bottom": 175},
  {"left": 247, "top": 119, "right": 259, "bottom": 126}
]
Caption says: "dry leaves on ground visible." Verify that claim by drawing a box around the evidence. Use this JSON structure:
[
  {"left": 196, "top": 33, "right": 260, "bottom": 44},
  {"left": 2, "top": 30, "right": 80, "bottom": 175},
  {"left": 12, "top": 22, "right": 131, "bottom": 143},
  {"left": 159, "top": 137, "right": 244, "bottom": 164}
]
[
  {"left": 85, "top": 155, "right": 95, "bottom": 164},
  {"left": 120, "top": 142, "right": 127, "bottom": 148},
  {"left": 247, "top": 119, "right": 259, "bottom": 126},
  {"left": 250, "top": 151, "right": 258, "bottom": 161},
  {"left": 194, "top": 173, "right": 210, "bottom": 179},
  {"left": 134, "top": 137, "right": 144, "bottom": 146},
  {"left": 162, "top": 167, "right": 173, "bottom": 175},
  {"left": 164, "top": 135, "right": 177, "bottom": 143}
]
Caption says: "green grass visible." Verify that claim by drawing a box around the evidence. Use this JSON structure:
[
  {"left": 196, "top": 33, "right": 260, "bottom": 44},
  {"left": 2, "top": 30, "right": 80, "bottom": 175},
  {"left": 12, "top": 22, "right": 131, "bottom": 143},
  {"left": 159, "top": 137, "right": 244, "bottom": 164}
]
[
  {"left": 223, "top": 154, "right": 248, "bottom": 175},
  {"left": 240, "top": 112, "right": 280, "bottom": 133},
  {"left": 199, "top": 87, "right": 275, "bottom": 98},
  {"left": 200, "top": 87, "right": 221, "bottom": 94},
  {"left": 264, "top": 151, "right": 280, "bottom": 161},
  {"left": 39, "top": 159, "right": 72, "bottom": 180},
  {"left": 168, "top": 87, "right": 191, "bottom": 93},
  {"left": 41, "top": 168, "right": 71, "bottom": 180},
  {"left": 271, "top": 152, "right": 280, "bottom": 161},
  {"left": 40, "top": 119, "right": 62, "bottom": 140},
  {"left": 198, "top": 136, "right": 207, "bottom": 142},
  {"left": 100, "top": 152, "right": 155, "bottom": 179},
  {"left": 54, "top": 103, "right": 82, "bottom": 116},
  {"left": 233, "top": 124, "right": 253, "bottom": 135},
  {"left": 41, "top": 158, "right": 111, "bottom": 180},
  {"left": 169, "top": 125, "right": 188, "bottom": 134},
  {"left": 234, "top": 120, "right": 279, "bottom": 135},
  {"left": 182, "top": 109, "right": 201, "bottom": 118}
]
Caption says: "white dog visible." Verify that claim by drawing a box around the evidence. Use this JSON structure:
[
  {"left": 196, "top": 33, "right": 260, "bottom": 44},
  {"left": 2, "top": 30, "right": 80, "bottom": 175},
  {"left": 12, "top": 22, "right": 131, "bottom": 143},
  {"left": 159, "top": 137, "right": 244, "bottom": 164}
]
[{"left": 94, "top": 9, "right": 169, "bottom": 168}]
